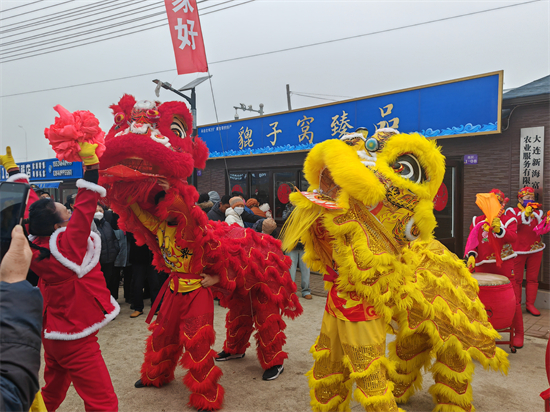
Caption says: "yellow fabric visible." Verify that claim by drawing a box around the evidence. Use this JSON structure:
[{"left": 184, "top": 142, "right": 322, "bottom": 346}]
[
  {"left": 29, "top": 392, "right": 47, "bottom": 412},
  {"left": 170, "top": 277, "right": 202, "bottom": 293},
  {"left": 130, "top": 203, "right": 194, "bottom": 274},
  {"left": 307, "top": 313, "right": 400, "bottom": 412},
  {"left": 0, "top": 146, "right": 17, "bottom": 172},
  {"left": 77, "top": 142, "right": 99, "bottom": 166}
]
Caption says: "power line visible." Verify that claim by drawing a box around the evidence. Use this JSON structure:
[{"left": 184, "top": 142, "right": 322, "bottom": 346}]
[
  {"left": 0, "top": 0, "right": 45, "bottom": 14},
  {"left": 0, "top": 1, "right": 256, "bottom": 62},
  {"left": 1, "top": 0, "right": 159, "bottom": 42},
  {"left": 1, "top": 0, "right": 119, "bottom": 31},
  {"left": 0, "top": 0, "right": 75, "bottom": 21},
  {"left": 292, "top": 93, "right": 340, "bottom": 102},
  {"left": 0, "top": 0, "right": 540, "bottom": 93},
  {"left": 292, "top": 91, "right": 352, "bottom": 99}
]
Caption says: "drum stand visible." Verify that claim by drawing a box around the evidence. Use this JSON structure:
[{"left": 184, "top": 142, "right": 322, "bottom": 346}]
[{"left": 495, "top": 322, "right": 517, "bottom": 353}]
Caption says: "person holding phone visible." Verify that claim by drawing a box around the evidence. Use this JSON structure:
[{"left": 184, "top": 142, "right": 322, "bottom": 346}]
[
  {"left": 0, "top": 225, "right": 44, "bottom": 412},
  {"left": 1, "top": 144, "right": 119, "bottom": 412}
]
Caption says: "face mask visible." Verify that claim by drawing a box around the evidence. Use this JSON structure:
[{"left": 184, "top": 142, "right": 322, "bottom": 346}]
[
  {"left": 234, "top": 206, "right": 244, "bottom": 215},
  {"left": 94, "top": 212, "right": 104, "bottom": 220},
  {"left": 521, "top": 199, "right": 533, "bottom": 207}
]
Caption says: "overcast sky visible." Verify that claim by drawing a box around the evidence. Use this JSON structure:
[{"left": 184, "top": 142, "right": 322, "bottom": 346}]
[{"left": 1, "top": 0, "right": 548, "bottom": 162}]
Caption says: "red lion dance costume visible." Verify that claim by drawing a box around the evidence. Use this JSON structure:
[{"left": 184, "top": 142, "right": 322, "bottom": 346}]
[{"left": 98, "top": 95, "right": 302, "bottom": 411}]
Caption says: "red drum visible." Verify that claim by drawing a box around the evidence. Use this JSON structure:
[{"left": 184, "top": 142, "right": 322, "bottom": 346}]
[{"left": 473, "top": 273, "right": 515, "bottom": 330}]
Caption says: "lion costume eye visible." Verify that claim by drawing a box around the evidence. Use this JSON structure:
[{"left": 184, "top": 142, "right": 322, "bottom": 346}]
[
  {"left": 391, "top": 154, "right": 424, "bottom": 183},
  {"left": 171, "top": 117, "right": 188, "bottom": 138}
]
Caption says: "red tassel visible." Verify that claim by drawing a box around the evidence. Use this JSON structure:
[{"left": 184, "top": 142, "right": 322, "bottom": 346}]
[{"left": 188, "top": 385, "right": 225, "bottom": 411}]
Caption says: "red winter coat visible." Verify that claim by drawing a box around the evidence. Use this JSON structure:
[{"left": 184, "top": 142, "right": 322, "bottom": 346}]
[
  {"left": 28, "top": 178, "right": 119, "bottom": 340},
  {"left": 467, "top": 212, "right": 518, "bottom": 267},
  {"left": 507, "top": 206, "right": 546, "bottom": 255}
]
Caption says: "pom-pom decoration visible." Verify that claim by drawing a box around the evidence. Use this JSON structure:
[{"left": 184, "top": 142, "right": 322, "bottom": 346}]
[{"left": 44, "top": 105, "right": 105, "bottom": 162}]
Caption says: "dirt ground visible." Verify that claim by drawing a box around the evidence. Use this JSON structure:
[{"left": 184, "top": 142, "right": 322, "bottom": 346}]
[{"left": 41, "top": 292, "right": 548, "bottom": 412}]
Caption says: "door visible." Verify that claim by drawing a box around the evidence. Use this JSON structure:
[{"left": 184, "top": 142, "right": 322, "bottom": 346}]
[{"left": 433, "top": 159, "right": 463, "bottom": 255}]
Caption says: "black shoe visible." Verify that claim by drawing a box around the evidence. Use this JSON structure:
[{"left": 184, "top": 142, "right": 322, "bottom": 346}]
[
  {"left": 215, "top": 350, "right": 245, "bottom": 361},
  {"left": 262, "top": 365, "right": 284, "bottom": 381},
  {"left": 135, "top": 378, "right": 146, "bottom": 388}
]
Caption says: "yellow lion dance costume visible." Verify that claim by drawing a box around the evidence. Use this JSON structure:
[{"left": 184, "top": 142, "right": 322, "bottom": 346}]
[{"left": 282, "top": 129, "right": 508, "bottom": 412}]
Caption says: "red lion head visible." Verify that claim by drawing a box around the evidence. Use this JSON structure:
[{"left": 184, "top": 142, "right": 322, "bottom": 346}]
[{"left": 99, "top": 94, "right": 208, "bottom": 215}]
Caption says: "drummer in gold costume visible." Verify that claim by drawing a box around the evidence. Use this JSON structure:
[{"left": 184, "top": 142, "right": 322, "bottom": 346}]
[{"left": 283, "top": 129, "right": 509, "bottom": 412}]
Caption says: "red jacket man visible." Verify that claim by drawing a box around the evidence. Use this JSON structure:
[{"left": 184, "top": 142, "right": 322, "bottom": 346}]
[{"left": 507, "top": 187, "right": 548, "bottom": 317}]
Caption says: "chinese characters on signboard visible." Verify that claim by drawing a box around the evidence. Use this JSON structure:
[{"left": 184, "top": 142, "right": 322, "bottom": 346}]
[
  {"left": 464, "top": 154, "right": 478, "bottom": 165},
  {"left": 519, "top": 127, "right": 544, "bottom": 202},
  {"left": 164, "top": 0, "right": 207, "bottom": 75},
  {"left": 0, "top": 159, "right": 82, "bottom": 182}
]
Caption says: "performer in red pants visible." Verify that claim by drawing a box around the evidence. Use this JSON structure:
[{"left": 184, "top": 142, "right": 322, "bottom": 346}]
[
  {"left": 507, "top": 187, "right": 549, "bottom": 317},
  {"left": 466, "top": 189, "right": 522, "bottom": 347}
]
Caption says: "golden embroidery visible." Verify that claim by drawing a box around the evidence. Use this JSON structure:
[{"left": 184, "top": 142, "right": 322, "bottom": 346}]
[
  {"left": 530, "top": 241, "right": 544, "bottom": 251},
  {"left": 316, "top": 333, "right": 331, "bottom": 352},
  {"left": 342, "top": 342, "right": 385, "bottom": 373},
  {"left": 407, "top": 303, "right": 496, "bottom": 358},
  {"left": 437, "top": 351, "right": 468, "bottom": 373},
  {"left": 314, "top": 381, "right": 348, "bottom": 404},
  {"left": 334, "top": 198, "right": 400, "bottom": 256},
  {"left": 355, "top": 365, "right": 388, "bottom": 396},
  {"left": 395, "top": 333, "right": 431, "bottom": 361},
  {"left": 313, "top": 357, "right": 345, "bottom": 380}
]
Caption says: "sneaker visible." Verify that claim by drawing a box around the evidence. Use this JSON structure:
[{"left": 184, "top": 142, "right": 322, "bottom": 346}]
[
  {"left": 262, "top": 365, "right": 284, "bottom": 381},
  {"left": 135, "top": 379, "right": 146, "bottom": 388},
  {"left": 215, "top": 351, "right": 245, "bottom": 361},
  {"left": 304, "top": 294, "right": 312, "bottom": 300}
]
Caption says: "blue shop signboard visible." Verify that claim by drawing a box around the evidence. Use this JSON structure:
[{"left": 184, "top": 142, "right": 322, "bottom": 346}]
[
  {"left": 199, "top": 71, "right": 503, "bottom": 158},
  {"left": 0, "top": 158, "right": 83, "bottom": 183}
]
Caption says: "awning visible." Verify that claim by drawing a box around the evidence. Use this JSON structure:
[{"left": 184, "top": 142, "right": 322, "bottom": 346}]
[{"left": 32, "top": 181, "right": 62, "bottom": 189}]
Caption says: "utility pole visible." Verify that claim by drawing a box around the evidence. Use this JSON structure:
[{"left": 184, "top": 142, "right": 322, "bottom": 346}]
[
  {"left": 152, "top": 75, "right": 211, "bottom": 187},
  {"left": 286, "top": 84, "right": 292, "bottom": 111}
]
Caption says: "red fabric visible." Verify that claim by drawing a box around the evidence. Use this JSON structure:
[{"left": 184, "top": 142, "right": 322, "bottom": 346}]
[
  {"left": 514, "top": 251, "right": 544, "bottom": 287},
  {"left": 163, "top": 0, "right": 208, "bottom": 75},
  {"left": 30, "top": 185, "right": 116, "bottom": 338},
  {"left": 41, "top": 333, "right": 117, "bottom": 412},
  {"left": 476, "top": 282, "right": 515, "bottom": 330},
  {"left": 222, "top": 289, "right": 288, "bottom": 370},
  {"left": 510, "top": 207, "right": 546, "bottom": 253},
  {"left": 140, "top": 287, "right": 223, "bottom": 410},
  {"left": 467, "top": 213, "right": 517, "bottom": 266}
]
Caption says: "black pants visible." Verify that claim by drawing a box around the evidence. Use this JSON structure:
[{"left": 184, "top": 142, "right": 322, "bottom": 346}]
[
  {"left": 132, "top": 263, "right": 161, "bottom": 312},
  {"left": 122, "top": 266, "right": 133, "bottom": 303},
  {"left": 101, "top": 261, "right": 119, "bottom": 300}
]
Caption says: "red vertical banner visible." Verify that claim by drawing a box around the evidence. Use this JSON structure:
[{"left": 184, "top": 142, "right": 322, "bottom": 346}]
[{"left": 164, "top": 0, "right": 208, "bottom": 75}]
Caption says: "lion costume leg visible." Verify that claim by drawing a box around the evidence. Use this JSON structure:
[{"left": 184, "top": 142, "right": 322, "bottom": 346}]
[
  {"left": 140, "top": 290, "right": 184, "bottom": 388},
  {"left": 388, "top": 332, "right": 432, "bottom": 404},
  {"left": 252, "top": 288, "right": 288, "bottom": 370},
  {"left": 429, "top": 340, "right": 474, "bottom": 412},
  {"left": 223, "top": 293, "right": 254, "bottom": 356},
  {"left": 179, "top": 288, "right": 224, "bottom": 411},
  {"left": 308, "top": 313, "right": 398, "bottom": 412}
]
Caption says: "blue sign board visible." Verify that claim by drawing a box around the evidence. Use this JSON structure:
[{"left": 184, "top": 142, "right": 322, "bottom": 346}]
[
  {"left": 199, "top": 71, "right": 502, "bottom": 158},
  {"left": 0, "top": 158, "right": 83, "bottom": 182},
  {"left": 464, "top": 154, "right": 478, "bottom": 165}
]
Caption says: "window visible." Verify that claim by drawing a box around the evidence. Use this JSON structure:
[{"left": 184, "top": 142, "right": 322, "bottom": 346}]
[{"left": 273, "top": 171, "right": 296, "bottom": 219}]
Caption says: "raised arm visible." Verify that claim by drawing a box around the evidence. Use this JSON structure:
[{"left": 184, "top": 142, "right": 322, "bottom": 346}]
[{"left": 129, "top": 202, "right": 160, "bottom": 233}]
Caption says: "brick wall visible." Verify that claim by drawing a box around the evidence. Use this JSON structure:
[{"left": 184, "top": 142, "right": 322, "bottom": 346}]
[{"left": 438, "top": 102, "right": 549, "bottom": 288}]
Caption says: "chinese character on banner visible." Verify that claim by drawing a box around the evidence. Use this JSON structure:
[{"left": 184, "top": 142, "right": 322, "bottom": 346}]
[
  {"left": 238, "top": 127, "right": 254, "bottom": 150},
  {"left": 374, "top": 103, "right": 400, "bottom": 131},
  {"left": 267, "top": 122, "right": 282, "bottom": 146},
  {"left": 519, "top": 127, "right": 545, "bottom": 203},
  {"left": 164, "top": 0, "right": 208, "bottom": 75},
  {"left": 330, "top": 110, "right": 353, "bottom": 137},
  {"left": 297, "top": 116, "right": 315, "bottom": 144}
]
